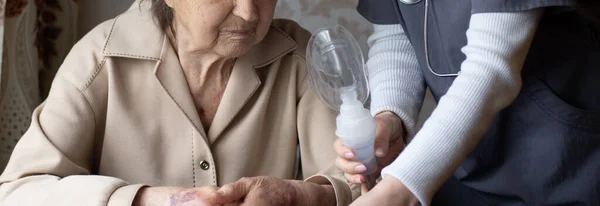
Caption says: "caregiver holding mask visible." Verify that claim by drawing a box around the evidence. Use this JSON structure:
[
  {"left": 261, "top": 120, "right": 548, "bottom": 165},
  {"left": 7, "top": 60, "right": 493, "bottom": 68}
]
[{"left": 334, "top": 0, "right": 600, "bottom": 205}]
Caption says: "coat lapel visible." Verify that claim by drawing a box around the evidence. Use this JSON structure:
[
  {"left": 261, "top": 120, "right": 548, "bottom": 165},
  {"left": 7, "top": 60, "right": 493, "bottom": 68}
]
[
  {"left": 208, "top": 55, "right": 260, "bottom": 143},
  {"left": 102, "top": 1, "right": 299, "bottom": 143},
  {"left": 206, "top": 26, "right": 299, "bottom": 143},
  {"left": 154, "top": 38, "right": 208, "bottom": 140},
  {"left": 207, "top": 26, "right": 298, "bottom": 143}
]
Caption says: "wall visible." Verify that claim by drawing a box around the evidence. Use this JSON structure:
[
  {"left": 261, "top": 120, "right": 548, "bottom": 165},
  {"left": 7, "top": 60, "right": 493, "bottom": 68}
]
[{"left": 77, "top": 0, "right": 133, "bottom": 38}]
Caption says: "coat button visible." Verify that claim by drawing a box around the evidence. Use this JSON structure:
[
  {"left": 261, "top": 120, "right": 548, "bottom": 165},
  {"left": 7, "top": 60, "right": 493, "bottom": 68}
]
[
  {"left": 399, "top": 0, "right": 421, "bottom": 4},
  {"left": 199, "top": 161, "right": 210, "bottom": 170}
]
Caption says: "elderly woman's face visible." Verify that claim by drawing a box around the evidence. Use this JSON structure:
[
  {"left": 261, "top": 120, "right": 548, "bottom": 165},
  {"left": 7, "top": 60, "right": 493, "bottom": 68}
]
[{"left": 166, "top": 0, "right": 277, "bottom": 57}]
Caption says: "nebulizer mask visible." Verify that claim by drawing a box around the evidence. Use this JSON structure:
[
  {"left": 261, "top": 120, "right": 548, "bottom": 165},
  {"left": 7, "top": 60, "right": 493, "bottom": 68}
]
[{"left": 306, "top": 25, "right": 377, "bottom": 174}]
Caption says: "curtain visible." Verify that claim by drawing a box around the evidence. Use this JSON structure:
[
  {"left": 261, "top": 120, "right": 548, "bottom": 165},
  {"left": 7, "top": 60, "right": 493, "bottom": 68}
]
[{"left": 0, "top": 0, "right": 78, "bottom": 172}]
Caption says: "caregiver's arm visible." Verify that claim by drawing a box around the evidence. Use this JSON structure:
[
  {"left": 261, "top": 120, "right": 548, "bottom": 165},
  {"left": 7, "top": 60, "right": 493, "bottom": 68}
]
[
  {"left": 379, "top": 10, "right": 543, "bottom": 205},
  {"left": 367, "top": 23, "right": 426, "bottom": 139}
]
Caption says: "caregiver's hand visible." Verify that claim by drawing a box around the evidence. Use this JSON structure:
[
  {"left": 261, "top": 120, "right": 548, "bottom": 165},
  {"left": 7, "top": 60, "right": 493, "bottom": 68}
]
[
  {"left": 209, "top": 176, "right": 336, "bottom": 206},
  {"left": 334, "top": 111, "right": 406, "bottom": 192},
  {"left": 133, "top": 186, "right": 220, "bottom": 206},
  {"left": 350, "top": 175, "right": 419, "bottom": 206}
]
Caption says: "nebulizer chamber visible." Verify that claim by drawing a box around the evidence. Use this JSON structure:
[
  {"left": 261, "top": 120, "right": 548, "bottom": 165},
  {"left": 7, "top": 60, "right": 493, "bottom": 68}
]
[{"left": 307, "top": 25, "right": 377, "bottom": 175}]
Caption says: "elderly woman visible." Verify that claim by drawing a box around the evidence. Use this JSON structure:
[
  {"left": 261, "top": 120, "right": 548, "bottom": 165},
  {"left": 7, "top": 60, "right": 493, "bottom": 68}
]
[{"left": 0, "top": 0, "right": 360, "bottom": 205}]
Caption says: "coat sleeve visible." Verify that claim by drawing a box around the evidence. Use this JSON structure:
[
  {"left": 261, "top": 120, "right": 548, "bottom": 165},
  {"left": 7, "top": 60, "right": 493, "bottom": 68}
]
[{"left": 0, "top": 73, "right": 145, "bottom": 206}]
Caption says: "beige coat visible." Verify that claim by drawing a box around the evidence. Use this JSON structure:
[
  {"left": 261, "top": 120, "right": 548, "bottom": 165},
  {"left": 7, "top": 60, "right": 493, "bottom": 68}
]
[{"left": 0, "top": 3, "right": 359, "bottom": 205}]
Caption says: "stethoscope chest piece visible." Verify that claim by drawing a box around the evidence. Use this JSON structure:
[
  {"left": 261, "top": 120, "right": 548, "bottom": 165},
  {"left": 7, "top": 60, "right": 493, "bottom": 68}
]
[{"left": 399, "top": 0, "right": 422, "bottom": 5}]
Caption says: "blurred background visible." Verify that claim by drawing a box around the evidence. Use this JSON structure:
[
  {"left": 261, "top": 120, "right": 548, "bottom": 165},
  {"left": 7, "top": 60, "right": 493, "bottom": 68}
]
[{"left": 0, "top": 0, "right": 435, "bottom": 171}]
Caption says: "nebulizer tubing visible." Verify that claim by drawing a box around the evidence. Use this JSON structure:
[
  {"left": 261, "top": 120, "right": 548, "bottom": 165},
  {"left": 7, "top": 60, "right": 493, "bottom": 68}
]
[{"left": 306, "top": 25, "right": 377, "bottom": 175}]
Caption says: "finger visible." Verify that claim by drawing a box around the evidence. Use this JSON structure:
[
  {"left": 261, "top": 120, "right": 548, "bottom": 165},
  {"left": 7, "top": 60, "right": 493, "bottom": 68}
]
[
  {"left": 359, "top": 176, "right": 376, "bottom": 195},
  {"left": 198, "top": 186, "right": 219, "bottom": 193},
  {"left": 335, "top": 157, "right": 368, "bottom": 174},
  {"left": 386, "top": 139, "right": 406, "bottom": 158},
  {"left": 210, "top": 179, "right": 252, "bottom": 204},
  {"left": 363, "top": 175, "right": 376, "bottom": 190},
  {"left": 373, "top": 118, "right": 393, "bottom": 158},
  {"left": 361, "top": 183, "right": 370, "bottom": 195},
  {"left": 344, "top": 173, "right": 366, "bottom": 184},
  {"left": 334, "top": 139, "right": 355, "bottom": 160}
]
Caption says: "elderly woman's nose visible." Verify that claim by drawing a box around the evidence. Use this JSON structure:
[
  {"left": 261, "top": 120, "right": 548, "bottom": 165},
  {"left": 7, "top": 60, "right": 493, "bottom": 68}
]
[{"left": 233, "top": 0, "right": 258, "bottom": 22}]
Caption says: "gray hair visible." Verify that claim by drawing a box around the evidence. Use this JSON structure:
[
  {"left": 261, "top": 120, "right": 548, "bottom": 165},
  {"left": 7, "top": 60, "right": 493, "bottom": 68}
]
[{"left": 145, "top": 0, "right": 174, "bottom": 31}]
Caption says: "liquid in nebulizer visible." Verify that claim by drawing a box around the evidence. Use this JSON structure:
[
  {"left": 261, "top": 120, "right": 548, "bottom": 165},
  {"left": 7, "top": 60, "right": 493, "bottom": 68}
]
[{"left": 335, "top": 87, "right": 377, "bottom": 175}]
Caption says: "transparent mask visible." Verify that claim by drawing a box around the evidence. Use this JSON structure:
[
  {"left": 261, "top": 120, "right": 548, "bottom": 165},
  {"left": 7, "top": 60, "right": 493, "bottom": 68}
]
[{"left": 306, "top": 25, "right": 369, "bottom": 112}]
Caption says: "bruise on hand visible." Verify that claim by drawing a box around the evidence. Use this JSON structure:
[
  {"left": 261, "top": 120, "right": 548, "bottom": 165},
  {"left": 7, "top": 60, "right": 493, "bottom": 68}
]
[{"left": 169, "top": 190, "right": 199, "bottom": 206}]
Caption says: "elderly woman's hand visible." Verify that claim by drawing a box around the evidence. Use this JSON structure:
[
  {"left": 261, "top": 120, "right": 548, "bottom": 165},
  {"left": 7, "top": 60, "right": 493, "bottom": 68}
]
[
  {"left": 334, "top": 111, "right": 406, "bottom": 193},
  {"left": 133, "top": 185, "right": 220, "bottom": 206},
  {"left": 208, "top": 176, "right": 336, "bottom": 206}
]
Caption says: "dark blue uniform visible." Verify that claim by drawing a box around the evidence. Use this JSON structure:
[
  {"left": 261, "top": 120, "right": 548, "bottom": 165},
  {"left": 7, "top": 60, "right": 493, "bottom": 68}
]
[{"left": 357, "top": 0, "right": 600, "bottom": 205}]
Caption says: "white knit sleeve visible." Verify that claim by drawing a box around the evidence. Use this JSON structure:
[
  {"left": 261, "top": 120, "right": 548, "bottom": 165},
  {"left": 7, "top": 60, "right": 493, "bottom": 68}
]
[
  {"left": 367, "top": 24, "right": 425, "bottom": 139},
  {"left": 380, "top": 10, "right": 543, "bottom": 206}
]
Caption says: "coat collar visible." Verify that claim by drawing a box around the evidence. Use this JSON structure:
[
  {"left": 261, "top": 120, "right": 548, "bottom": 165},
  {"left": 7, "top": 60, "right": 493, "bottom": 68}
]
[{"left": 103, "top": 1, "right": 299, "bottom": 143}]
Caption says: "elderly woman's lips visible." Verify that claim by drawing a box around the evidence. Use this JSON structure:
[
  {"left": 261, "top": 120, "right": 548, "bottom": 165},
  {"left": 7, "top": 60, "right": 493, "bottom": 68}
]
[{"left": 222, "top": 30, "right": 252, "bottom": 38}]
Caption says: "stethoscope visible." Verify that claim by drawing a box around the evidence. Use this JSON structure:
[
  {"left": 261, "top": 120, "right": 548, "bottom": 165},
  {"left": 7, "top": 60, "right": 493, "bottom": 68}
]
[{"left": 399, "top": 0, "right": 460, "bottom": 77}]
